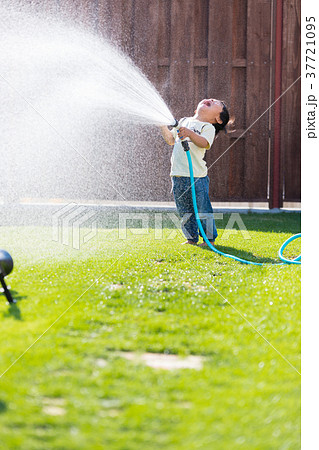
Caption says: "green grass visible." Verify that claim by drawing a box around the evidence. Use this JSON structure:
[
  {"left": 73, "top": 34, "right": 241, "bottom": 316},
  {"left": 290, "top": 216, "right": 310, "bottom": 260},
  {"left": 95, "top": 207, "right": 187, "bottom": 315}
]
[{"left": 0, "top": 212, "right": 301, "bottom": 449}]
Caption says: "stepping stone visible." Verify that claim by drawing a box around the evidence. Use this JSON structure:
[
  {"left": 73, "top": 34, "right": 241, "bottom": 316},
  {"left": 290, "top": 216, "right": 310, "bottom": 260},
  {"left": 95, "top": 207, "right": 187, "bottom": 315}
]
[{"left": 118, "top": 352, "right": 204, "bottom": 370}]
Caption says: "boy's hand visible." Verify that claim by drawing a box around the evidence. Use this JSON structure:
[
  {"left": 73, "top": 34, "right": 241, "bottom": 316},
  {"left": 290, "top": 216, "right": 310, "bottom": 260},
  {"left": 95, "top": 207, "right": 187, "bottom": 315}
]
[
  {"left": 178, "top": 127, "right": 209, "bottom": 149},
  {"left": 177, "top": 127, "right": 192, "bottom": 140}
]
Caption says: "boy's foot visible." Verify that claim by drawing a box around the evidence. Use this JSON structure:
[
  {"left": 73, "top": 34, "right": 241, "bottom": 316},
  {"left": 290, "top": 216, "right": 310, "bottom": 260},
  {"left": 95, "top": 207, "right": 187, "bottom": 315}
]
[
  {"left": 198, "top": 240, "right": 215, "bottom": 247},
  {"left": 182, "top": 240, "right": 197, "bottom": 245}
]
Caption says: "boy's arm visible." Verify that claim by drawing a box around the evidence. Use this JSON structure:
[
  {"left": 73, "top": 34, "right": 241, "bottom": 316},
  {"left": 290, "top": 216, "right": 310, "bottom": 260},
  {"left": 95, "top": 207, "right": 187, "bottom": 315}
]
[
  {"left": 160, "top": 126, "right": 175, "bottom": 146},
  {"left": 178, "top": 127, "right": 209, "bottom": 149}
]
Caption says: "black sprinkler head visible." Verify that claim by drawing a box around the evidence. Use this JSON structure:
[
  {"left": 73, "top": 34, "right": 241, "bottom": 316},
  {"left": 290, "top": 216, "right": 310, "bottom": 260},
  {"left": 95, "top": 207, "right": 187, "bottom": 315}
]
[
  {"left": 0, "top": 249, "right": 14, "bottom": 304},
  {"left": 0, "top": 249, "right": 14, "bottom": 277},
  {"left": 172, "top": 118, "right": 179, "bottom": 128}
]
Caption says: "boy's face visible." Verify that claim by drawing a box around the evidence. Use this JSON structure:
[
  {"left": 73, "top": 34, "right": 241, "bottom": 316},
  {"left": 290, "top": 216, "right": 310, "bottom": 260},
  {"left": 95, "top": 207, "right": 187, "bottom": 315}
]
[{"left": 196, "top": 98, "right": 224, "bottom": 124}]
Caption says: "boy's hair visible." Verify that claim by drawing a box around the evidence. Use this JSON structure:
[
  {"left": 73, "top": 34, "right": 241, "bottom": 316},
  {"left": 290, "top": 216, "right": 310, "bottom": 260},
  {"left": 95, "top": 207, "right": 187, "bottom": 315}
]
[{"left": 213, "top": 102, "right": 233, "bottom": 136}]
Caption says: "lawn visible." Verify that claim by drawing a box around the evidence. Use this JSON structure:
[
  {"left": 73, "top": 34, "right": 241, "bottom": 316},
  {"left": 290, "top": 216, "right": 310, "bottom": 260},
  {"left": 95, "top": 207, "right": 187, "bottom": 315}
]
[{"left": 0, "top": 211, "right": 301, "bottom": 449}]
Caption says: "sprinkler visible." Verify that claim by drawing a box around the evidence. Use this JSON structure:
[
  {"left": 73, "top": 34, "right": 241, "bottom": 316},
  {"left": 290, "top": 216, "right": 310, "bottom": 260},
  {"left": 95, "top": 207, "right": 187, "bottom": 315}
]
[
  {"left": 172, "top": 120, "right": 301, "bottom": 265},
  {"left": 0, "top": 249, "right": 14, "bottom": 303}
]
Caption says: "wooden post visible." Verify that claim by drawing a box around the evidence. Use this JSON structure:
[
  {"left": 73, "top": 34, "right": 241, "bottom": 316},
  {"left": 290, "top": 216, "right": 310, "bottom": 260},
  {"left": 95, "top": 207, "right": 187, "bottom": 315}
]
[{"left": 271, "top": 0, "right": 283, "bottom": 209}]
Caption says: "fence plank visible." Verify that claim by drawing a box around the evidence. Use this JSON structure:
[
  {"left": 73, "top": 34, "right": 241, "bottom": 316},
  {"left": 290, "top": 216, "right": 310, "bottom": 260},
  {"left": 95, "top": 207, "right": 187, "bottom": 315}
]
[
  {"left": 193, "top": 0, "right": 209, "bottom": 106},
  {"left": 157, "top": 0, "right": 171, "bottom": 104},
  {"left": 227, "top": 0, "right": 247, "bottom": 199},
  {"left": 281, "top": 0, "right": 301, "bottom": 201},
  {"left": 57, "top": 0, "right": 97, "bottom": 30},
  {"left": 245, "top": 0, "right": 271, "bottom": 200},
  {"left": 207, "top": 0, "right": 233, "bottom": 200},
  {"left": 133, "top": 0, "right": 159, "bottom": 82},
  {"left": 97, "top": 0, "right": 123, "bottom": 45},
  {"left": 170, "top": 0, "right": 195, "bottom": 118}
]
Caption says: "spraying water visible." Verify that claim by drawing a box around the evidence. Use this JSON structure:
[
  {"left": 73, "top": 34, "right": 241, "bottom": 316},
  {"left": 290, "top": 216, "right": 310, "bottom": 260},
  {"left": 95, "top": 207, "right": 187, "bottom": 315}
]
[{"left": 0, "top": 1, "right": 175, "bottom": 202}]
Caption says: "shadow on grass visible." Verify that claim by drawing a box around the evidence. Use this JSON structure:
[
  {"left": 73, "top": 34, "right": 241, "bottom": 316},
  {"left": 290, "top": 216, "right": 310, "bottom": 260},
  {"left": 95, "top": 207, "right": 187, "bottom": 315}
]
[
  {"left": 0, "top": 400, "right": 7, "bottom": 413},
  {"left": 1, "top": 290, "right": 26, "bottom": 320},
  {"left": 200, "top": 244, "right": 280, "bottom": 265}
]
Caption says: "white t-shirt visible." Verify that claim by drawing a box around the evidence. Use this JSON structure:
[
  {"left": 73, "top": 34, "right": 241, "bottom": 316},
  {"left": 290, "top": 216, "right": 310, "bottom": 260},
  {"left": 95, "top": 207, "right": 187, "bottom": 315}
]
[{"left": 170, "top": 117, "right": 216, "bottom": 178}]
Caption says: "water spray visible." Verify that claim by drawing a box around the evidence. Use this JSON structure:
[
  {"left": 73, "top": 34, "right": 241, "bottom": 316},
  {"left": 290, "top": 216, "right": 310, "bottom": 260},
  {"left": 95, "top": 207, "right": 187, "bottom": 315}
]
[
  {"left": 0, "top": 249, "right": 14, "bottom": 303},
  {"left": 172, "top": 121, "right": 301, "bottom": 266}
]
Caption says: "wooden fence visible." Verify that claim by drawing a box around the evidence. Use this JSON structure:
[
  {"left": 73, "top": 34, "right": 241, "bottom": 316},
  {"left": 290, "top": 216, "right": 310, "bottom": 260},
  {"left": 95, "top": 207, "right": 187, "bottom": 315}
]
[{"left": 24, "top": 0, "right": 301, "bottom": 204}]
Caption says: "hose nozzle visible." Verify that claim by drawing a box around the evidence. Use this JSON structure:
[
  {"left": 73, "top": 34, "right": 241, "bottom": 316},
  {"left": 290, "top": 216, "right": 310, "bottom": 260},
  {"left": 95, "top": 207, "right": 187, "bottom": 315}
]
[{"left": 171, "top": 118, "right": 179, "bottom": 128}]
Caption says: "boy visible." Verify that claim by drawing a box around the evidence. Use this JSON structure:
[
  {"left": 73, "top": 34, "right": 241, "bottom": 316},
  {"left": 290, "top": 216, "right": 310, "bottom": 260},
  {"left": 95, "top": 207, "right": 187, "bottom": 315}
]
[{"left": 160, "top": 98, "right": 230, "bottom": 246}]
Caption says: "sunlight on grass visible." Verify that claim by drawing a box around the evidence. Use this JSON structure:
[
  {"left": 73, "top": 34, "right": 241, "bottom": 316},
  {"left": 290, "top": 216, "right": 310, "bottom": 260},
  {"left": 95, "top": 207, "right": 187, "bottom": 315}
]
[{"left": 0, "top": 213, "right": 301, "bottom": 449}]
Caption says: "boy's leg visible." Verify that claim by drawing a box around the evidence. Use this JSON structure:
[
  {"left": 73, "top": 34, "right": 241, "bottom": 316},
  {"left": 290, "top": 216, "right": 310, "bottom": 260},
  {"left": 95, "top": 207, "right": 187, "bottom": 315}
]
[
  {"left": 172, "top": 177, "right": 199, "bottom": 243},
  {"left": 194, "top": 176, "right": 218, "bottom": 242}
]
